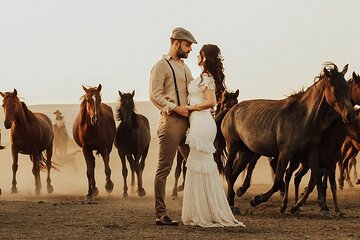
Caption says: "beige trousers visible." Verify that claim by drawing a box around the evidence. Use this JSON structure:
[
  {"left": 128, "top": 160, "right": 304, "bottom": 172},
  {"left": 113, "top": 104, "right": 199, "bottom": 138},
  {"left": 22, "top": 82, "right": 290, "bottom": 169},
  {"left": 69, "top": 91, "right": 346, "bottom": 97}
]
[{"left": 155, "top": 113, "right": 189, "bottom": 218}]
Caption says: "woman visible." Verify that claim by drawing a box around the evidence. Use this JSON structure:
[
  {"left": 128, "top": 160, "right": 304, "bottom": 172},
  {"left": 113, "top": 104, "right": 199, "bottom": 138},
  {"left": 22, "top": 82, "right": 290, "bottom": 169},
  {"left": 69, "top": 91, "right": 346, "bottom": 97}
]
[{"left": 181, "top": 44, "right": 245, "bottom": 227}]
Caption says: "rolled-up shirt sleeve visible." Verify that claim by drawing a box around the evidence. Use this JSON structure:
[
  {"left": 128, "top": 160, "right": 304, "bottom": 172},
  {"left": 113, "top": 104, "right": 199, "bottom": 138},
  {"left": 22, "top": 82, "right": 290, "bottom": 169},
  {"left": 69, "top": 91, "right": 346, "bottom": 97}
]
[{"left": 149, "top": 60, "right": 177, "bottom": 113}]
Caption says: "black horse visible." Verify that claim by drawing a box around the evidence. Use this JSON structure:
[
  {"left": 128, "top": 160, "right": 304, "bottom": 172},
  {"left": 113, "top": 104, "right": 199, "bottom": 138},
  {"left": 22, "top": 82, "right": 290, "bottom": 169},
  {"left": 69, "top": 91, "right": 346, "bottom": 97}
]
[{"left": 114, "top": 90, "right": 151, "bottom": 197}]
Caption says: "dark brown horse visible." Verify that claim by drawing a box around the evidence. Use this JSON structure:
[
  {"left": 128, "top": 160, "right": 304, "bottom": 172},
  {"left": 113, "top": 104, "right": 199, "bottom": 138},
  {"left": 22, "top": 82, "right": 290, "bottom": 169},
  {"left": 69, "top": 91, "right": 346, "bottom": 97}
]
[
  {"left": 171, "top": 89, "right": 239, "bottom": 199},
  {"left": 0, "top": 89, "right": 55, "bottom": 195},
  {"left": 114, "top": 90, "right": 151, "bottom": 197},
  {"left": 215, "top": 63, "right": 356, "bottom": 215},
  {"left": 234, "top": 72, "right": 360, "bottom": 213},
  {"left": 72, "top": 84, "right": 116, "bottom": 202},
  {"left": 283, "top": 109, "right": 360, "bottom": 216}
]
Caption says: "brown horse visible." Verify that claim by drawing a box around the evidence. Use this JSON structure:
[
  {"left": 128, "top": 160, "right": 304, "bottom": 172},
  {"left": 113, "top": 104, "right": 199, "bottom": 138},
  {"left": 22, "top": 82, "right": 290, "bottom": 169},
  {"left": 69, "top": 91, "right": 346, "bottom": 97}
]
[
  {"left": 0, "top": 89, "right": 55, "bottom": 195},
  {"left": 215, "top": 63, "right": 356, "bottom": 215},
  {"left": 114, "top": 90, "right": 151, "bottom": 197},
  {"left": 171, "top": 89, "right": 240, "bottom": 199},
  {"left": 72, "top": 84, "right": 116, "bottom": 202},
  {"left": 235, "top": 71, "right": 360, "bottom": 213},
  {"left": 283, "top": 109, "right": 360, "bottom": 216}
]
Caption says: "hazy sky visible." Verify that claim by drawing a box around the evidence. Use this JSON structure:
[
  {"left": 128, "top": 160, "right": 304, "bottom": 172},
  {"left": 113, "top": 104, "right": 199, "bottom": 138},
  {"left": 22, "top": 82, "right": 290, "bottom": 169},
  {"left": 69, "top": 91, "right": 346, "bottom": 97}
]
[{"left": 1, "top": 0, "right": 360, "bottom": 105}]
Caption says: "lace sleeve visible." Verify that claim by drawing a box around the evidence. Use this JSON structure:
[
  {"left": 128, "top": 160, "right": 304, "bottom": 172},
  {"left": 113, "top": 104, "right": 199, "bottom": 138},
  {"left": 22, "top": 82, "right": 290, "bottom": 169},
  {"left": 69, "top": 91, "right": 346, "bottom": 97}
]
[{"left": 199, "top": 76, "right": 215, "bottom": 91}]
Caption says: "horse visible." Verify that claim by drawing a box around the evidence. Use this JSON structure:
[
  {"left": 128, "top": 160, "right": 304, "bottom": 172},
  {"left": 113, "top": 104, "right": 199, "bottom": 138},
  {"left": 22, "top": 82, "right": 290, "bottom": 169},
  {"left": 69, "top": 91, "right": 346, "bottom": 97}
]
[
  {"left": 53, "top": 123, "right": 69, "bottom": 155},
  {"left": 72, "top": 84, "right": 116, "bottom": 202},
  {"left": 0, "top": 89, "right": 55, "bottom": 195},
  {"left": 171, "top": 89, "right": 239, "bottom": 199},
  {"left": 214, "top": 63, "right": 356, "bottom": 215},
  {"left": 283, "top": 109, "right": 360, "bottom": 216},
  {"left": 114, "top": 90, "right": 151, "bottom": 197},
  {"left": 234, "top": 71, "right": 360, "bottom": 212}
]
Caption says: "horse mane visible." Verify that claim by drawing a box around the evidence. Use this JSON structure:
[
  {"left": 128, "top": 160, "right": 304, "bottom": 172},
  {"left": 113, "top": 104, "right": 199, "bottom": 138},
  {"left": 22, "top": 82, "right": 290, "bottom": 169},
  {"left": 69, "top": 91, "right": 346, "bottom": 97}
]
[
  {"left": 20, "top": 102, "right": 36, "bottom": 123},
  {"left": 79, "top": 99, "right": 88, "bottom": 126}
]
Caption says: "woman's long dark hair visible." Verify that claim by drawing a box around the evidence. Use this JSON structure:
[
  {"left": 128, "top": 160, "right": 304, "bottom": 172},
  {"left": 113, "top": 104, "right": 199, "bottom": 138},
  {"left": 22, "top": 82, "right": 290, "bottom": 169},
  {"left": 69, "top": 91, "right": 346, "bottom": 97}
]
[{"left": 200, "top": 44, "right": 226, "bottom": 101}]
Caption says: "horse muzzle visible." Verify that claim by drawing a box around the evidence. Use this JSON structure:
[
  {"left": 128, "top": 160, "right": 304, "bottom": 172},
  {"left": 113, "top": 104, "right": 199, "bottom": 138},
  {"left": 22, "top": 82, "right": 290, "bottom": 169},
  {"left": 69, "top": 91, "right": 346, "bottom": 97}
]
[{"left": 4, "top": 120, "right": 11, "bottom": 129}]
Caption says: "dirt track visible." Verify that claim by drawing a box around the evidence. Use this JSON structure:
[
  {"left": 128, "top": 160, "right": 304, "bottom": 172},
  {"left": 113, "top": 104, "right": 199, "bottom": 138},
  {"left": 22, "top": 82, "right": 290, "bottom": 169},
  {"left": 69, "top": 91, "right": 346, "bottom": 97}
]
[{"left": 0, "top": 140, "right": 359, "bottom": 239}]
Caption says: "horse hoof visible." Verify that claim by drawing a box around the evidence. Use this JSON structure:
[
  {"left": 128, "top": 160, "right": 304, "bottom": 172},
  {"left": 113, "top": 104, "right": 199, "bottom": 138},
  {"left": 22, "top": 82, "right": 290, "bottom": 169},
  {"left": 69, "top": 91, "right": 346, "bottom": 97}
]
[
  {"left": 280, "top": 205, "right": 287, "bottom": 214},
  {"left": 279, "top": 191, "right": 285, "bottom": 197},
  {"left": 356, "top": 179, "right": 360, "bottom": 185},
  {"left": 47, "top": 185, "right": 54, "bottom": 194},
  {"left": 230, "top": 206, "right": 241, "bottom": 215},
  {"left": 321, "top": 210, "right": 331, "bottom": 218},
  {"left": 11, "top": 188, "right": 18, "bottom": 194},
  {"left": 84, "top": 195, "right": 93, "bottom": 203},
  {"left": 0, "top": 188, "right": 1, "bottom": 195},
  {"left": 93, "top": 187, "right": 99, "bottom": 197},
  {"left": 137, "top": 188, "right": 146, "bottom": 197},
  {"left": 177, "top": 185, "right": 184, "bottom": 192},
  {"left": 105, "top": 181, "right": 114, "bottom": 193},
  {"left": 250, "top": 195, "right": 262, "bottom": 207},
  {"left": 236, "top": 187, "right": 245, "bottom": 197},
  {"left": 290, "top": 207, "right": 297, "bottom": 214},
  {"left": 123, "top": 192, "right": 128, "bottom": 198}
]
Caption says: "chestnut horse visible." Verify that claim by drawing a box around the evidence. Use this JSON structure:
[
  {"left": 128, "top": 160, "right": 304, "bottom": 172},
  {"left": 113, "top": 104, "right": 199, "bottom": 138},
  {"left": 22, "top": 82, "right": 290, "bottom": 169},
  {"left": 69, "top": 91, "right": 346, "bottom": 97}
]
[
  {"left": 114, "top": 90, "right": 151, "bottom": 197},
  {"left": 215, "top": 63, "right": 356, "bottom": 215},
  {"left": 73, "top": 84, "right": 116, "bottom": 202},
  {"left": 0, "top": 89, "right": 54, "bottom": 195},
  {"left": 171, "top": 89, "right": 239, "bottom": 199}
]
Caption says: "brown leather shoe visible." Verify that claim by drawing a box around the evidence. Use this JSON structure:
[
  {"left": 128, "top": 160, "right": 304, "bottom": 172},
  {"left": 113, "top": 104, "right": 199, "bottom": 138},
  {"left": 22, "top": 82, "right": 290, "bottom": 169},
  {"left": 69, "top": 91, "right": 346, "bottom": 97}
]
[{"left": 155, "top": 215, "right": 179, "bottom": 226}]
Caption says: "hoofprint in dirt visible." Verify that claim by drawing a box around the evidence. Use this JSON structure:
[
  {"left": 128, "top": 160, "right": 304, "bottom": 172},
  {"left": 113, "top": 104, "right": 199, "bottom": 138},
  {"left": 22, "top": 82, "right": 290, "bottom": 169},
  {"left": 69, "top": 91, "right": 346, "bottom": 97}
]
[{"left": 0, "top": 184, "right": 359, "bottom": 240}]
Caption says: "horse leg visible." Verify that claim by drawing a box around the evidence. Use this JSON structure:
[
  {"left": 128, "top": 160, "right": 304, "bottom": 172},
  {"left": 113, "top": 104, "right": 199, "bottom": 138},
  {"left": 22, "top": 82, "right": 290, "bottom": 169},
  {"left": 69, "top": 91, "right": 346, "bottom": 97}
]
[
  {"left": 45, "top": 145, "right": 54, "bottom": 194},
  {"left": 172, "top": 150, "right": 182, "bottom": 199},
  {"left": 136, "top": 152, "right": 147, "bottom": 197},
  {"left": 328, "top": 165, "right": 344, "bottom": 217},
  {"left": 179, "top": 160, "right": 187, "bottom": 191},
  {"left": 224, "top": 143, "right": 240, "bottom": 207},
  {"left": 11, "top": 148, "right": 19, "bottom": 193},
  {"left": 280, "top": 160, "right": 300, "bottom": 214},
  {"left": 344, "top": 155, "right": 354, "bottom": 188},
  {"left": 83, "top": 149, "right": 97, "bottom": 202},
  {"left": 353, "top": 156, "right": 358, "bottom": 180},
  {"left": 294, "top": 165, "right": 309, "bottom": 203},
  {"left": 31, "top": 154, "right": 42, "bottom": 195},
  {"left": 250, "top": 153, "right": 291, "bottom": 207},
  {"left": 291, "top": 176, "right": 316, "bottom": 213},
  {"left": 101, "top": 149, "right": 114, "bottom": 194},
  {"left": 118, "top": 150, "right": 129, "bottom": 197},
  {"left": 339, "top": 148, "right": 351, "bottom": 190},
  {"left": 235, "top": 153, "right": 260, "bottom": 198},
  {"left": 269, "top": 157, "right": 285, "bottom": 196},
  {"left": 126, "top": 153, "right": 136, "bottom": 194}
]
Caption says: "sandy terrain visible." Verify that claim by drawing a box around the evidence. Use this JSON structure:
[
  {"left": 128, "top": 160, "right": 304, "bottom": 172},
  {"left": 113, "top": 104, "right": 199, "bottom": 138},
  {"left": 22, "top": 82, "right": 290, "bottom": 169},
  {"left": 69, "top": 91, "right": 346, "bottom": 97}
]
[{"left": 0, "top": 102, "right": 359, "bottom": 239}]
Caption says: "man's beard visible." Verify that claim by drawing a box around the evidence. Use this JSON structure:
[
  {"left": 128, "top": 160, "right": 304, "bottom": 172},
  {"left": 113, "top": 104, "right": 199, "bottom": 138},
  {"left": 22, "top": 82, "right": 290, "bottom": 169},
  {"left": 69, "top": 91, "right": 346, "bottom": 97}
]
[{"left": 177, "top": 48, "right": 189, "bottom": 59}]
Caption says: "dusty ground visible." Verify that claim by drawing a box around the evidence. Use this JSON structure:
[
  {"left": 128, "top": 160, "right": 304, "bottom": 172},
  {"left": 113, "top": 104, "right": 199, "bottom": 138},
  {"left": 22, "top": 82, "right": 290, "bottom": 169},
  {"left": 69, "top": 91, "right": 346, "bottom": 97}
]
[{"left": 0, "top": 139, "right": 359, "bottom": 240}]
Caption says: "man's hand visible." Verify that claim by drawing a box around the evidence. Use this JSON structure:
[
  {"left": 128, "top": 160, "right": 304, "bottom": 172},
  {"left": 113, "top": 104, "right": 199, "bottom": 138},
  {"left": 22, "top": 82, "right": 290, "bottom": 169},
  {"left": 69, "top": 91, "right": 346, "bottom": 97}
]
[{"left": 173, "top": 106, "right": 189, "bottom": 117}]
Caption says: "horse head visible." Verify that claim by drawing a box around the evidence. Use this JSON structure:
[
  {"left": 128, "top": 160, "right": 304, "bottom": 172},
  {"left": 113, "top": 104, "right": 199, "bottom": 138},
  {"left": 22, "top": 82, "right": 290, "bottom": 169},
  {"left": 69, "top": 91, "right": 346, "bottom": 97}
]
[
  {"left": 0, "top": 89, "right": 21, "bottom": 129},
  {"left": 117, "top": 90, "right": 135, "bottom": 125},
  {"left": 322, "top": 63, "right": 356, "bottom": 124},
  {"left": 82, "top": 84, "right": 102, "bottom": 126},
  {"left": 220, "top": 89, "right": 239, "bottom": 111},
  {"left": 349, "top": 72, "right": 360, "bottom": 105}
]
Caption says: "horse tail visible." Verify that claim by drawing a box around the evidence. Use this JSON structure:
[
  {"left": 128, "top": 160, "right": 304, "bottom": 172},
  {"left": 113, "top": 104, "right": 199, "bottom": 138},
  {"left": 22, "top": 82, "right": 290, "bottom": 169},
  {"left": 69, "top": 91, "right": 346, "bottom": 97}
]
[
  {"left": 37, "top": 152, "right": 60, "bottom": 171},
  {"left": 213, "top": 109, "right": 230, "bottom": 175}
]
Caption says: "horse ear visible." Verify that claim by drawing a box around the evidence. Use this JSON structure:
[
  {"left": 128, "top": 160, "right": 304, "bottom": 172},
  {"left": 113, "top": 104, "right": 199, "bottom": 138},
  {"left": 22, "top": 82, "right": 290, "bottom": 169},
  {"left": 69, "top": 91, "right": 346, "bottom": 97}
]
[
  {"left": 14, "top": 89, "right": 17, "bottom": 96},
  {"left": 97, "top": 84, "right": 102, "bottom": 92},
  {"left": 0, "top": 92, "right": 4, "bottom": 98},
  {"left": 131, "top": 90, "right": 135, "bottom": 97},
  {"left": 324, "top": 67, "right": 331, "bottom": 78},
  {"left": 118, "top": 90, "right": 123, "bottom": 98},
  {"left": 352, "top": 71, "right": 357, "bottom": 79},
  {"left": 341, "top": 64, "right": 349, "bottom": 76},
  {"left": 82, "top": 85, "right": 88, "bottom": 92},
  {"left": 235, "top": 89, "right": 239, "bottom": 97}
]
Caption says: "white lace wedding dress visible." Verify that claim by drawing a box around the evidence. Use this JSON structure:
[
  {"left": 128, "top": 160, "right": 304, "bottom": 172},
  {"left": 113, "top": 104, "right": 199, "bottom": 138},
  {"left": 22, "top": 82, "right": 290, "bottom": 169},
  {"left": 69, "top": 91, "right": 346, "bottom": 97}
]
[{"left": 181, "top": 75, "right": 245, "bottom": 228}]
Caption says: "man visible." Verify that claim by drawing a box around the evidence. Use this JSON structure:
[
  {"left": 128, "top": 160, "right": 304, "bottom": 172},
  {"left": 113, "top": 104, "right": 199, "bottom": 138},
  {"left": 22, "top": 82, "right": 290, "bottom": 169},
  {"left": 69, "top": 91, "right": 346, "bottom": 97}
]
[{"left": 149, "top": 27, "right": 197, "bottom": 226}]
